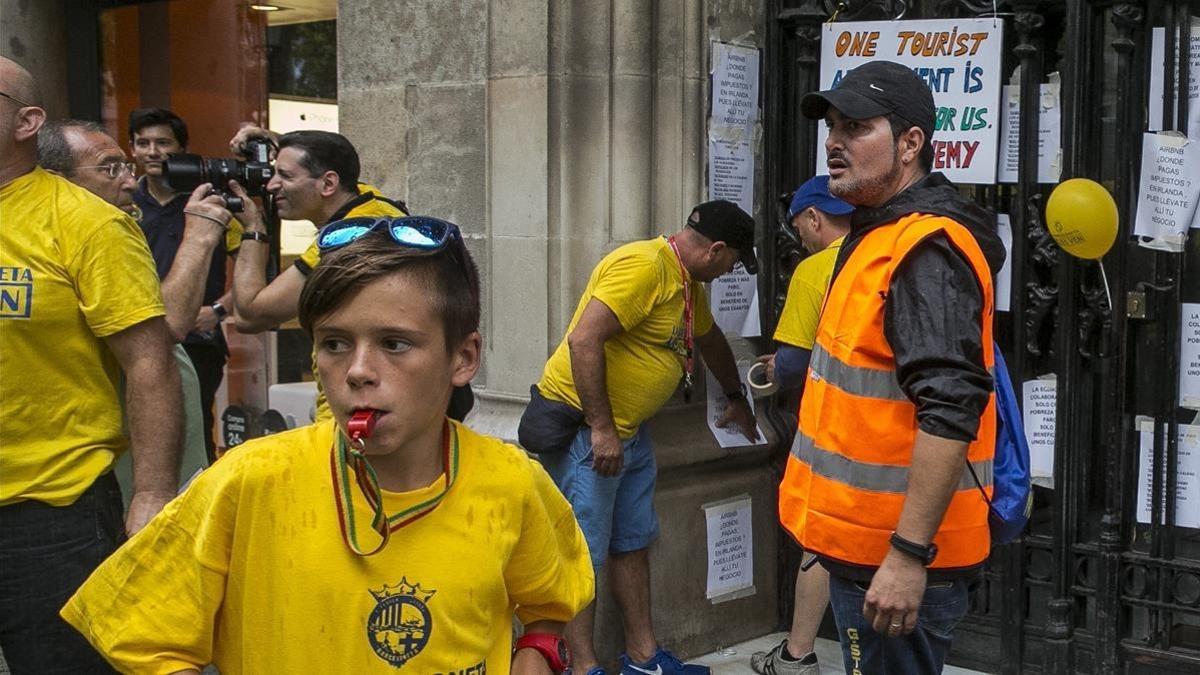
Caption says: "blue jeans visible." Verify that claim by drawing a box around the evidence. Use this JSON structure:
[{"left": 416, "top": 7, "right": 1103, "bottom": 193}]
[
  {"left": 0, "top": 472, "right": 123, "bottom": 674},
  {"left": 538, "top": 425, "right": 659, "bottom": 569},
  {"left": 827, "top": 573, "right": 969, "bottom": 674}
]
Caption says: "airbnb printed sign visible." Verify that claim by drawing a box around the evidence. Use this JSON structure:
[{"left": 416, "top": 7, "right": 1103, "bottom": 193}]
[{"left": 815, "top": 18, "right": 1005, "bottom": 184}]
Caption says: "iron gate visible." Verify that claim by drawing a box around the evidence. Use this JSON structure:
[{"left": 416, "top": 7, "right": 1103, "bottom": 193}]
[{"left": 762, "top": 1, "right": 1200, "bottom": 672}]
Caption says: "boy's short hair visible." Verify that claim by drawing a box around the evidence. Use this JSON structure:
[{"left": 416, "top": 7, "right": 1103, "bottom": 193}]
[
  {"left": 128, "top": 108, "right": 189, "bottom": 147},
  {"left": 277, "top": 130, "right": 361, "bottom": 192},
  {"left": 298, "top": 228, "right": 481, "bottom": 350}
]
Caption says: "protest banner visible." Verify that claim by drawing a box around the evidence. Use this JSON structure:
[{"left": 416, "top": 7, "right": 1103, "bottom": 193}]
[{"left": 815, "top": 18, "right": 1005, "bottom": 184}]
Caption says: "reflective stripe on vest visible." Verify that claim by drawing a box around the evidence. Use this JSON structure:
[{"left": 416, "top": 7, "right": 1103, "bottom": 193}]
[
  {"left": 809, "top": 343, "right": 907, "bottom": 402},
  {"left": 810, "top": 342, "right": 998, "bottom": 410},
  {"left": 789, "top": 429, "right": 994, "bottom": 493},
  {"left": 778, "top": 212, "right": 997, "bottom": 570}
]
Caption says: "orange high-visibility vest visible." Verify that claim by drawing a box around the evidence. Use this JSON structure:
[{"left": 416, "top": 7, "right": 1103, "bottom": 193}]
[{"left": 778, "top": 212, "right": 997, "bottom": 570}]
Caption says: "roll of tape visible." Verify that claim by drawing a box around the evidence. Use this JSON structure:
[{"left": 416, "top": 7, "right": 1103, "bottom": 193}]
[{"left": 747, "top": 361, "right": 778, "bottom": 398}]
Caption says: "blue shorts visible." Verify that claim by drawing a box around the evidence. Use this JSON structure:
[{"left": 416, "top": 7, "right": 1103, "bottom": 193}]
[{"left": 539, "top": 425, "right": 660, "bottom": 569}]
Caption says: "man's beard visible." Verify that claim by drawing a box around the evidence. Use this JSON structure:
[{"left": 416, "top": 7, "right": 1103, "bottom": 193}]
[{"left": 828, "top": 146, "right": 900, "bottom": 207}]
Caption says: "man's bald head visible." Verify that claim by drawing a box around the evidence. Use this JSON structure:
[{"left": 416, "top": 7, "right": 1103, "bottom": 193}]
[
  {"left": 0, "top": 56, "right": 48, "bottom": 184},
  {"left": 0, "top": 56, "right": 42, "bottom": 108}
]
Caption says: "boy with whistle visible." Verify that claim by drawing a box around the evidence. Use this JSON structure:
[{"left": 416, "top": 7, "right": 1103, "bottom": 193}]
[{"left": 62, "top": 211, "right": 594, "bottom": 674}]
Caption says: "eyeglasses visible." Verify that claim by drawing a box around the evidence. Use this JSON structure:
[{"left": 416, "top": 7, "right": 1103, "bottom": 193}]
[
  {"left": 0, "top": 90, "right": 33, "bottom": 108},
  {"left": 75, "top": 162, "right": 136, "bottom": 179},
  {"left": 317, "top": 216, "right": 463, "bottom": 252}
]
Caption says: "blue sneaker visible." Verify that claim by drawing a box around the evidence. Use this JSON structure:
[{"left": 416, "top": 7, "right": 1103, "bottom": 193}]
[{"left": 619, "top": 647, "right": 711, "bottom": 675}]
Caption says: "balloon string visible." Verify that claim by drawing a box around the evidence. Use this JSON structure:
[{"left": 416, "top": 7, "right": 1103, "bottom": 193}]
[{"left": 1097, "top": 260, "right": 1113, "bottom": 312}]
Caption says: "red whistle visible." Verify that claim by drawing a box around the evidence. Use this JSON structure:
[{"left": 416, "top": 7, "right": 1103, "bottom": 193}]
[{"left": 347, "top": 409, "right": 381, "bottom": 442}]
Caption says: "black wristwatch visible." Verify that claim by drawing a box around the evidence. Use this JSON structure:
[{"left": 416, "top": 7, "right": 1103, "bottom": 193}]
[
  {"left": 241, "top": 230, "right": 269, "bottom": 244},
  {"left": 210, "top": 302, "right": 229, "bottom": 320},
  {"left": 889, "top": 532, "right": 938, "bottom": 566}
]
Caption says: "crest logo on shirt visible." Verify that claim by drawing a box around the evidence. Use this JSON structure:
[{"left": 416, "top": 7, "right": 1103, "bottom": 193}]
[
  {"left": 0, "top": 267, "right": 33, "bottom": 319},
  {"left": 367, "top": 578, "right": 436, "bottom": 667}
]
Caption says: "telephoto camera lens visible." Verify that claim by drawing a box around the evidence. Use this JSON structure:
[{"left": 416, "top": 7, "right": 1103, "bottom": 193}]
[
  {"left": 164, "top": 148, "right": 273, "bottom": 197},
  {"left": 162, "top": 153, "right": 208, "bottom": 194}
]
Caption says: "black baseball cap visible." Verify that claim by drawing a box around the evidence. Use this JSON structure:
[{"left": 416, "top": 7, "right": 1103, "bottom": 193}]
[
  {"left": 687, "top": 200, "right": 758, "bottom": 274},
  {"left": 800, "top": 61, "right": 935, "bottom": 141}
]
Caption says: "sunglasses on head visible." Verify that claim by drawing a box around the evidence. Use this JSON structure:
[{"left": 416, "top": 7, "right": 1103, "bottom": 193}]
[
  {"left": 316, "top": 215, "right": 463, "bottom": 253},
  {"left": 316, "top": 216, "right": 471, "bottom": 283}
]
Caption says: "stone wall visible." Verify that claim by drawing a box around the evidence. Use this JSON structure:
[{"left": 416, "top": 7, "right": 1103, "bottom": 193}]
[
  {"left": 0, "top": 0, "right": 68, "bottom": 118},
  {"left": 338, "top": 0, "right": 778, "bottom": 662}
]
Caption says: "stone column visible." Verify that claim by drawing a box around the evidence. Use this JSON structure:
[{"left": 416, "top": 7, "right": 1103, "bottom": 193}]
[{"left": 0, "top": 0, "right": 68, "bottom": 118}]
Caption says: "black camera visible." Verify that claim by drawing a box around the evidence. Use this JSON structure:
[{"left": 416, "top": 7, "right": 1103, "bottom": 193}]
[{"left": 163, "top": 138, "right": 274, "bottom": 212}]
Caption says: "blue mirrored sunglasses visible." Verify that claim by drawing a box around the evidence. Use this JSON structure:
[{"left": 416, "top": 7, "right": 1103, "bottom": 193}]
[{"left": 316, "top": 216, "right": 463, "bottom": 253}]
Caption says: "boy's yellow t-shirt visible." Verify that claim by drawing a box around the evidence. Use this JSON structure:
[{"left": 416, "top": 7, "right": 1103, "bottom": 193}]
[
  {"left": 62, "top": 419, "right": 594, "bottom": 674},
  {"left": 0, "top": 168, "right": 165, "bottom": 506},
  {"left": 537, "top": 237, "right": 714, "bottom": 439},
  {"left": 773, "top": 236, "right": 844, "bottom": 350}
]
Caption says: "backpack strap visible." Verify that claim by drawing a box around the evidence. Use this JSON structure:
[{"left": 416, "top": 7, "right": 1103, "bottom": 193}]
[
  {"left": 374, "top": 195, "right": 409, "bottom": 214},
  {"left": 325, "top": 191, "right": 409, "bottom": 224},
  {"left": 327, "top": 191, "right": 375, "bottom": 223}
]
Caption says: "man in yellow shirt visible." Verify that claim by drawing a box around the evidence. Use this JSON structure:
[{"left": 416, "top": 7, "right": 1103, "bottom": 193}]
[
  {"left": 751, "top": 175, "right": 851, "bottom": 675},
  {"left": 36, "top": 118, "right": 139, "bottom": 214},
  {"left": 0, "top": 56, "right": 182, "bottom": 672},
  {"left": 520, "top": 200, "right": 760, "bottom": 674},
  {"left": 64, "top": 216, "right": 593, "bottom": 674},
  {"left": 36, "top": 118, "right": 232, "bottom": 497}
]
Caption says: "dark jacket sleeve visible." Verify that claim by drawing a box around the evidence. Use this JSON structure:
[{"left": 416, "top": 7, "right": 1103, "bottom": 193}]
[
  {"left": 884, "top": 234, "right": 993, "bottom": 442},
  {"left": 774, "top": 344, "right": 812, "bottom": 393}
]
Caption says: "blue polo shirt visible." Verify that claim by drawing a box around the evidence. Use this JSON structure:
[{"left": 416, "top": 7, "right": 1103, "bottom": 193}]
[{"left": 133, "top": 179, "right": 237, "bottom": 347}]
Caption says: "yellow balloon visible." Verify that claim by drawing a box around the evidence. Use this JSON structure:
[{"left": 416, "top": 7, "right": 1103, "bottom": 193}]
[{"left": 1044, "top": 178, "right": 1118, "bottom": 260}]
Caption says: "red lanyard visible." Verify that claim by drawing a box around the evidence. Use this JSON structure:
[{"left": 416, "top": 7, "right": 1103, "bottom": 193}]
[
  {"left": 666, "top": 235, "right": 695, "bottom": 401},
  {"left": 330, "top": 417, "right": 459, "bottom": 556}
]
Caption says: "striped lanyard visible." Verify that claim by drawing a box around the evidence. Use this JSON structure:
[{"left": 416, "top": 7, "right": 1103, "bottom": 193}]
[
  {"left": 330, "top": 420, "right": 459, "bottom": 556},
  {"left": 666, "top": 235, "right": 695, "bottom": 402}
]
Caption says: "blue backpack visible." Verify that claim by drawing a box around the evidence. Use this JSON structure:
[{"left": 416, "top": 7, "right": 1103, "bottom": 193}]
[{"left": 966, "top": 344, "right": 1033, "bottom": 544}]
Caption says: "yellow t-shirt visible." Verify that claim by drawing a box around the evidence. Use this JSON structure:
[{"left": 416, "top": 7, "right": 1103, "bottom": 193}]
[
  {"left": 225, "top": 216, "right": 244, "bottom": 254},
  {"left": 537, "top": 237, "right": 715, "bottom": 439},
  {"left": 0, "top": 168, "right": 165, "bottom": 506},
  {"left": 62, "top": 419, "right": 594, "bottom": 674},
  {"left": 773, "top": 236, "right": 843, "bottom": 350}
]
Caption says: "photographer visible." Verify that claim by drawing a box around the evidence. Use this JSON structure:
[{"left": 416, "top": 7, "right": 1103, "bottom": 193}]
[
  {"left": 227, "top": 125, "right": 406, "bottom": 334},
  {"left": 131, "top": 108, "right": 243, "bottom": 462}
]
